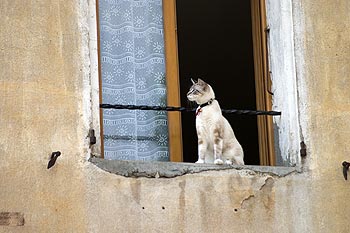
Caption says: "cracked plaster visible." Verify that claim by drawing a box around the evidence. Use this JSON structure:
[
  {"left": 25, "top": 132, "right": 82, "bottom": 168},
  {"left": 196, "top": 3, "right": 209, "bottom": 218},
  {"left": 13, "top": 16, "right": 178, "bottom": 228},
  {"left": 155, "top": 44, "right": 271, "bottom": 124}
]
[{"left": 89, "top": 157, "right": 297, "bottom": 178}]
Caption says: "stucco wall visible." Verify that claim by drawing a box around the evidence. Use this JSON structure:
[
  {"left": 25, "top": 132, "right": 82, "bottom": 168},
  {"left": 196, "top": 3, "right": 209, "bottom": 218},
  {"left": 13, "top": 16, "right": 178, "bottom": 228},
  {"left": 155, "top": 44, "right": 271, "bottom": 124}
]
[
  {"left": 0, "top": 0, "right": 90, "bottom": 232},
  {"left": 1, "top": 0, "right": 350, "bottom": 233}
]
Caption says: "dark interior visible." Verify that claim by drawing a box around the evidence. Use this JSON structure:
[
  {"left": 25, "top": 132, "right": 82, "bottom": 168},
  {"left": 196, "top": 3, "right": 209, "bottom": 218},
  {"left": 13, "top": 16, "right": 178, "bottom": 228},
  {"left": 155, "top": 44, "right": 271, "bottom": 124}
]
[{"left": 176, "top": 0, "right": 260, "bottom": 165}]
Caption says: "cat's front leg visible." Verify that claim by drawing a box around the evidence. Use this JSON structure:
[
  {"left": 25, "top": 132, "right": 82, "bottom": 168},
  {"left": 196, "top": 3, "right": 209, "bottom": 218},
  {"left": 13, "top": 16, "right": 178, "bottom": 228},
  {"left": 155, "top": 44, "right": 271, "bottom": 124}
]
[
  {"left": 213, "top": 130, "right": 224, "bottom": 165},
  {"left": 196, "top": 137, "right": 206, "bottom": 163}
]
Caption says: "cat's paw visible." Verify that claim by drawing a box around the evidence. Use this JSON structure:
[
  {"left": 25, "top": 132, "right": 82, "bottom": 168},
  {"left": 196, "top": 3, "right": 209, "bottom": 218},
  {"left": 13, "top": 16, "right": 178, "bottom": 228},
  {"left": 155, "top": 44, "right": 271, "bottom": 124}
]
[
  {"left": 195, "top": 159, "right": 205, "bottom": 164},
  {"left": 224, "top": 160, "right": 233, "bottom": 165},
  {"left": 214, "top": 159, "right": 224, "bottom": 165}
]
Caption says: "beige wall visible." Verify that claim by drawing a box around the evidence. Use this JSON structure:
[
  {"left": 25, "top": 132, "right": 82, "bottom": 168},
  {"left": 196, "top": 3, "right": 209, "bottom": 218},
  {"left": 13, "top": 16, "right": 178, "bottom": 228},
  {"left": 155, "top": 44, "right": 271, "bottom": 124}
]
[
  {"left": 1, "top": 0, "right": 350, "bottom": 232},
  {"left": 0, "top": 0, "right": 89, "bottom": 232}
]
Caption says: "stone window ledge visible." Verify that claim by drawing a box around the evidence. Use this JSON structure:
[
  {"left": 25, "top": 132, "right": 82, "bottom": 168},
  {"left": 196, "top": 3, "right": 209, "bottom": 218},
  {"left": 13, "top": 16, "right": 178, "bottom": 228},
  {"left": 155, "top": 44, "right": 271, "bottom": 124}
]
[{"left": 89, "top": 157, "right": 297, "bottom": 178}]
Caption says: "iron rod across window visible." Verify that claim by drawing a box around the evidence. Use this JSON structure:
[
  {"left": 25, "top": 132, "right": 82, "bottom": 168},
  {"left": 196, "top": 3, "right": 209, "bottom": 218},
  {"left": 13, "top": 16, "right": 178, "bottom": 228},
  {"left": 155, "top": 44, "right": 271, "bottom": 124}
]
[{"left": 100, "top": 104, "right": 281, "bottom": 116}]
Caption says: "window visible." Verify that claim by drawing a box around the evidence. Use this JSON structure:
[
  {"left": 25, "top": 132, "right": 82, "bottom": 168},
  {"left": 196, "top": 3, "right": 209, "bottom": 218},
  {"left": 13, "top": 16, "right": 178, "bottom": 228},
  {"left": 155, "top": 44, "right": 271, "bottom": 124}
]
[
  {"left": 95, "top": 0, "right": 280, "bottom": 166},
  {"left": 97, "top": 0, "right": 173, "bottom": 161}
]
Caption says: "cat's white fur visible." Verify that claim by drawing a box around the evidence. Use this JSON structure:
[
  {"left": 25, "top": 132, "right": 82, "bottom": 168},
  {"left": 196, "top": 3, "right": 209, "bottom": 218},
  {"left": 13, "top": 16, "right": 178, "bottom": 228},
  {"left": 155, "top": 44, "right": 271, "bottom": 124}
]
[{"left": 187, "top": 78, "right": 244, "bottom": 165}]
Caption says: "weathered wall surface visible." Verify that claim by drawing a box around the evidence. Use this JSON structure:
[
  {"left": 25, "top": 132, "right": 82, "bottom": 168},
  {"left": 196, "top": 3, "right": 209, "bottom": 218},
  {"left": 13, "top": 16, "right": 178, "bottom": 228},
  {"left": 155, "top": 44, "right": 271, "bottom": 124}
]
[
  {"left": 266, "top": 0, "right": 301, "bottom": 166},
  {"left": 86, "top": 164, "right": 310, "bottom": 233},
  {"left": 290, "top": 1, "right": 350, "bottom": 231},
  {"left": 1, "top": 0, "right": 350, "bottom": 233},
  {"left": 0, "top": 0, "right": 90, "bottom": 232},
  {"left": 294, "top": 0, "right": 350, "bottom": 173}
]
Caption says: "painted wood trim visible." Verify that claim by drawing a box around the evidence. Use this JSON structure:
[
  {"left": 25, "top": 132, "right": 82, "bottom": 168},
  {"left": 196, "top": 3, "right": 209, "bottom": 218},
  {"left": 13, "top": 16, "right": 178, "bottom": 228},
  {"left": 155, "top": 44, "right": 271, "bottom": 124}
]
[
  {"left": 96, "top": 0, "right": 105, "bottom": 158},
  {"left": 260, "top": 0, "right": 276, "bottom": 166},
  {"left": 251, "top": 0, "right": 276, "bottom": 166},
  {"left": 163, "top": 0, "right": 183, "bottom": 162}
]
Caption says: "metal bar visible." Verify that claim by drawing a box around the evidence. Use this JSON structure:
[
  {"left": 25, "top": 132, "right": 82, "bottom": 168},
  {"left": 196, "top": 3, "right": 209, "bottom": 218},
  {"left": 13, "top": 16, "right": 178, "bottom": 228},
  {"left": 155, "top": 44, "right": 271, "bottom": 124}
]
[{"left": 100, "top": 104, "right": 281, "bottom": 116}]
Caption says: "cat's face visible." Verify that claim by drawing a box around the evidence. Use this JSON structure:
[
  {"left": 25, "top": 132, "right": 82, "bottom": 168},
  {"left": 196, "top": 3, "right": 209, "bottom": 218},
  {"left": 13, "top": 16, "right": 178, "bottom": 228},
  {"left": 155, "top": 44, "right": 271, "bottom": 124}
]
[{"left": 187, "top": 78, "right": 213, "bottom": 103}]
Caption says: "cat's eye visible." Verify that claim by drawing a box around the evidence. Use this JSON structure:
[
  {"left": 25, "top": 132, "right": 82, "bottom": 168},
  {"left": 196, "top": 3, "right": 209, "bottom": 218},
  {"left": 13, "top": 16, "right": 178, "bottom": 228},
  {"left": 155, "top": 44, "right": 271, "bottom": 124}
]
[
  {"left": 193, "top": 89, "right": 201, "bottom": 94},
  {"left": 188, "top": 88, "right": 199, "bottom": 95}
]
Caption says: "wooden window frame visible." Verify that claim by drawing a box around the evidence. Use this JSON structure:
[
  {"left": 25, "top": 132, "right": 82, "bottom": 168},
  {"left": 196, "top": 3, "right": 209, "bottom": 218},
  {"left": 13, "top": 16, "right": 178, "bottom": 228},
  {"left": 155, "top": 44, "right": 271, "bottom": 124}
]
[
  {"left": 251, "top": 0, "right": 275, "bottom": 166},
  {"left": 96, "top": 0, "right": 104, "bottom": 158},
  {"left": 96, "top": 0, "right": 274, "bottom": 165},
  {"left": 163, "top": 0, "right": 183, "bottom": 162}
]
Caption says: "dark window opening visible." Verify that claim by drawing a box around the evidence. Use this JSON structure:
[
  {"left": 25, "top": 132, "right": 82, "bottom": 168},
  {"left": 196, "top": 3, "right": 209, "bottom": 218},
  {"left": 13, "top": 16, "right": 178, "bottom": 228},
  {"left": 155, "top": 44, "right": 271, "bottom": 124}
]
[{"left": 176, "top": 0, "right": 260, "bottom": 165}]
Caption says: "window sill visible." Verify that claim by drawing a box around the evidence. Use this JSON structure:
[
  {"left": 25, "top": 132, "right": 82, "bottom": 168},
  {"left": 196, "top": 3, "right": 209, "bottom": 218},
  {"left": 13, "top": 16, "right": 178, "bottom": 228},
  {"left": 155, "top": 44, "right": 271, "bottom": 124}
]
[{"left": 89, "top": 157, "right": 297, "bottom": 178}]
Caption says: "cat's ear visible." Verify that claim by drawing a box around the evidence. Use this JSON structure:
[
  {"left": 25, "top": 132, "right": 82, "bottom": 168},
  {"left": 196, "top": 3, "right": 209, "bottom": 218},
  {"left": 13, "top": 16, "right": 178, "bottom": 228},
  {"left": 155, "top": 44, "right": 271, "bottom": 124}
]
[
  {"left": 197, "top": 78, "right": 206, "bottom": 85},
  {"left": 191, "top": 78, "right": 197, "bottom": 84}
]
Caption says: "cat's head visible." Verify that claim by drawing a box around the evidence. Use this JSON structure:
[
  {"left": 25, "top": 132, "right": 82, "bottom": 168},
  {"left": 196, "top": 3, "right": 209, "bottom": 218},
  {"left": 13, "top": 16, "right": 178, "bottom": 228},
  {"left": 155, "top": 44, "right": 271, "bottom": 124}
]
[{"left": 187, "top": 78, "right": 215, "bottom": 104}]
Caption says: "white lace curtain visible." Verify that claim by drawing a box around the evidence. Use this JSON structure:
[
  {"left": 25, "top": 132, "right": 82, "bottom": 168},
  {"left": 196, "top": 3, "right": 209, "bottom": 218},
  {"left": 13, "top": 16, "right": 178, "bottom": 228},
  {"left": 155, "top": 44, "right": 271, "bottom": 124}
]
[{"left": 99, "top": 0, "right": 169, "bottom": 161}]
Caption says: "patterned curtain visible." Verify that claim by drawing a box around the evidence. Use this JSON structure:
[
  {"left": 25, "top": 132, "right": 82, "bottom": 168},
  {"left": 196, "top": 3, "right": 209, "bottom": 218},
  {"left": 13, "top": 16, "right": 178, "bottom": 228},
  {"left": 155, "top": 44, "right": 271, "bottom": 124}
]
[{"left": 98, "top": 0, "right": 169, "bottom": 161}]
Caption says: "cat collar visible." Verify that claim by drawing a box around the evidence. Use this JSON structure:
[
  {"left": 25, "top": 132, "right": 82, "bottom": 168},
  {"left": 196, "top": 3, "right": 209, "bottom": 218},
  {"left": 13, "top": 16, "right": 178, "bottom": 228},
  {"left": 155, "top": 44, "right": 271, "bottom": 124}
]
[{"left": 196, "top": 98, "right": 215, "bottom": 116}]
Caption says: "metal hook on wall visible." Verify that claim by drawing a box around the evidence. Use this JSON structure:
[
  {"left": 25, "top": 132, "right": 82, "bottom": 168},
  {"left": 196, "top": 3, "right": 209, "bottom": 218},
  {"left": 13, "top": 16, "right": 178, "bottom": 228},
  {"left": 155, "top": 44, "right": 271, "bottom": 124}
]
[
  {"left": 342, "top": 161, "right": 350, "bottom": 180},
  {"left": 47, "top": 151, "right": 61, "bottom": 169}
]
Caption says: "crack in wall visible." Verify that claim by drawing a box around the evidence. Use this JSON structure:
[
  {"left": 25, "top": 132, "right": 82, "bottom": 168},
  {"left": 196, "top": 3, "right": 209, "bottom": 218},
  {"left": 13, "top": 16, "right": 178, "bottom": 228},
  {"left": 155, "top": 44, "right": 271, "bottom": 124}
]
[
  {"left": 89, "top": 157, "right": 297, "bottom": 178},
  {"left": 240, "top": 177, "right": 274, "bottom": 209},
  {"left": 240, "top": 193, "right": 255, "bottom": 208}
]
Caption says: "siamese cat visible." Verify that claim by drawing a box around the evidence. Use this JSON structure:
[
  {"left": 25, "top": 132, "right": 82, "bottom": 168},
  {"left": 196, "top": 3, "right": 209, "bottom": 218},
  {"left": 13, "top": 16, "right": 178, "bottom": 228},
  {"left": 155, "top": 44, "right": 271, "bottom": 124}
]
[{"left": 187, "top": 78, "right": 244, "bottom": 165}]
